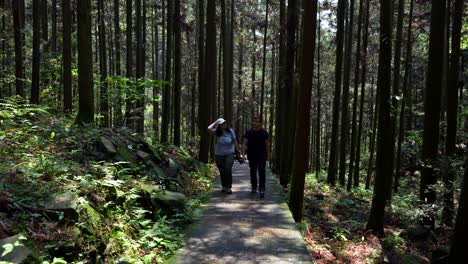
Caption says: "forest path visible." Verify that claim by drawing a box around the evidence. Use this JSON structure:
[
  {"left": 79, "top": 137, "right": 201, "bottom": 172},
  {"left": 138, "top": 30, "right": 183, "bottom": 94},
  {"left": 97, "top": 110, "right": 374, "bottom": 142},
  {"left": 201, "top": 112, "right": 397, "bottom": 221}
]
[{"left": 174, "top": 162, "right": 312, "bottom": 263}]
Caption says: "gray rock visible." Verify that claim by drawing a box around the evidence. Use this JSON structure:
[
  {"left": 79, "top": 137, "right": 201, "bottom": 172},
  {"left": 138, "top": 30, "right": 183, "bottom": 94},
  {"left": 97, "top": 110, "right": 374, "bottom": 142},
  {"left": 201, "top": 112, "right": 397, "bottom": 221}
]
[
  {"left": 153, "top": 191, "right": 186, "bottom": 209},
  {"left": 0, "top": 235, "right": 32, "bottom": 263},
  {"left": 167, "top": 158, "right": 180, "bottom": 178},
  {"left": 100, "top": 137, "right": 116, "bottom": 155},
  {"left": 136, "top": 150, "right": 151, "bottom": 160},
  {"left": 45, "top": 192, "right": 79, "bottom": 221}
]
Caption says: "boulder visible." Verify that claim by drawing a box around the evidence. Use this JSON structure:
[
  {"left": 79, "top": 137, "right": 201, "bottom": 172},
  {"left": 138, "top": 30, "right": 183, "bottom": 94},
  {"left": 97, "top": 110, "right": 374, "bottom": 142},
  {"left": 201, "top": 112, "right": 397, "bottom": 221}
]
[
  {"left": 0, "top": 235, "right": 33, "bottom": 263},
  {"left": 44, "top": 192, "right": 79, "bottom": 222},
  {"left": 401, "top": 225, "right": 431, "bottom": 241},
  {"left": 100, "top": 137, "right": 116, "bottom": 155},
  {"left": 166, "top": 158, "right": 180, "bottom": 178},
  {"left": 153, "top": 191, "right": 186, "bottom": 209},
  {"left": 136, "top": 150, "right": 151, "bottom": 161}
]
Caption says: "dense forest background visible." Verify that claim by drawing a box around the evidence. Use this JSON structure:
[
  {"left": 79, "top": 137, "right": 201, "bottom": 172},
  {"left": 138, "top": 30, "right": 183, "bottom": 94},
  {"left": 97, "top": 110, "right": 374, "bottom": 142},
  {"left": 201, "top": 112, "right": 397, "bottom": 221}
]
[{"left": 0, "top": 0, "right": 467, "bottom": 262}]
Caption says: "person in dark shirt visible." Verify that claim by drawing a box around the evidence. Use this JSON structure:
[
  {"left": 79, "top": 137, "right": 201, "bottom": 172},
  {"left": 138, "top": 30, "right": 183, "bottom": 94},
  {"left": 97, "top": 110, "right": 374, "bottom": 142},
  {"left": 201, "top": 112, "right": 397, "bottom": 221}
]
[{"left": 242, "top": 115, "right": 270, "bottom": 198}]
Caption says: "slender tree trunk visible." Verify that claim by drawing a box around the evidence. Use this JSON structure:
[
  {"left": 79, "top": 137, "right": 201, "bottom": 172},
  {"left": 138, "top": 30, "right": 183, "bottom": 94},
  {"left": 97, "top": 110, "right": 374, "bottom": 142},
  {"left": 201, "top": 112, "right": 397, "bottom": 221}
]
[
  {"left": 162, "top": 0, "right": 173, "bottom": 142},
  {"left": 289, "top": 0, "right": 317, "bottom": 222},
  {"left": 273, "top": 0, "right": 285, "bottom": 174},
  {"left": 366, "top": 74, "right": 377, "bottom": 189},
  {"left": 237, "top": 16, "right": 244, "bottom": 137},
  {"left": 12, "top": 0, "right": 24, "bottom": 97},
  {"left": 251, "top": 24, "right": 256, "bottom": 117},
  {"left": 63, "top": 0, "right": 72, "bottom": 112},
  {"left": 315, "top": 5, "right": 321, "bottom": 177},
  {"left": 420, "top": 0, "right": 446, "bottom": 229},
  {"left": 366, "top": 0, "right": 393, "bottom": 235},
  {"left": 327, "top": 0, "right": 346, "bottom": 186},
  {"left": 394, "top": 0, "right": 414, "bottom": 192},
  {"left": 353, "top": 0, "right": 370, "bottom": 187},
  {"left": 340, "top": 0, "right": 354, "bottom": 188},
  {"left": 76, "top": 0, "right": 94, "bottom": 125},
  {"left": 40, "top": 0, "right": 48, "bottom": 44},
  {"left": 279, "top": 0, "right": 299, "bottom": 186},
  {"left": 51, "top": 0, "right": 57, "bottom": 52},
  {"left": 173, "top": 0, "right": 181, "bottom": 145},
  {"left": 348, "top": 0, "right": 364, "bottom": 190},
  {"left": 31, "top": 0, "right": 40, "bottom": 104},
  {"left": 448, "top": 153, "right": 468, "bottom": 261},
  {"left": 125, "top": 0, "right": 134, "bottom": 128},
  {"left": 442, "top": 0, "right": 463, "bottom": 226},
  {"left": 199, "top": 0, "right": 216, "bottom": 163},
  {"left": 98, "top": 0, "right": 109, "bottom": 126},
  {"left": 153, "top": 5, "right": 160, "bottom": 141},
  {"left": 260, "top": 0, "right": 269, "bottom": 121}
]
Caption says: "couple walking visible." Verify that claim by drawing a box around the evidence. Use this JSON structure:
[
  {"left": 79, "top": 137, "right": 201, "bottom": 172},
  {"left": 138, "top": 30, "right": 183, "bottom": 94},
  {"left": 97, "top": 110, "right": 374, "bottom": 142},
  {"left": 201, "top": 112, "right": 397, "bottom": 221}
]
[{"left": 208, "top": 115, "right": 270, "bottom": 198}]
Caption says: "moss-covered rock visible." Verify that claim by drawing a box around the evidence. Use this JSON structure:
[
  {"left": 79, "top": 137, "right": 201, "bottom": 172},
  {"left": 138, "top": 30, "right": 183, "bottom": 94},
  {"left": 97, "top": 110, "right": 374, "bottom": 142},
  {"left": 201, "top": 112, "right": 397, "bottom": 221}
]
[
  {"left": 153, "top": 191, "right": 187, "bottom": 209},
  {"left": 0, "top": 235, "right": 33, "bottom": 263},
  {"left": 44, "top": 192, "right": 79, "bottom": 222}
]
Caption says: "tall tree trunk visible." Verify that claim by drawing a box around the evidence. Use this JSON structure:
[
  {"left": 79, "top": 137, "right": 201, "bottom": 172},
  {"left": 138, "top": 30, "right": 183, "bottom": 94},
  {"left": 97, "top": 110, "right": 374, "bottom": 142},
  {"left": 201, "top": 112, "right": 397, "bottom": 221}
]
[
  {"left": 385, "top": 0, "right": 405, "bottom": 200},
  {"left": 289, "top": 0, "right": 318, "bottom": 222},
  {"left": 260, "top": 0, "right": 269, "bottom": 121},
  {"left": 237, "top": 16, "right": 244, "bottom": 137},
  {"left": 51, "top": 0, "right": 57, "bottom": 52},
  {"left": 153, "top": 5, "right": 160, "bottom": 141},
  {"left": 31, "top": 0, "right": 40, "bottom": 104},
  {"left": 315, "top": 4, "right": 321, "bottom": 177},
  {"left": 327, "top": 0, "right": 346, "bottom": 186},
  {"left": 353, "top": 0, "right": 370, "bottom": 187},
  {"left": 63, "top": 0, "right": 72, "bottom": 112},
  {"left": 251, "top": 24, "right": 256, "bottom": 117},
  {"left": 366, "top": 75, "right": 377, "bottom": 189},
  {"left": 41, "top": 0, "right": 48, "bottom": 45},
  {"left": 173, "top": 0, "right": 181, "bottom": 145},
  {"left": 394, "top": 0, "right": 414, "bottom": 192},
  {"left": 448, "top": 153, "right": 468, "bottom": 261},
  {"left": 279, "top": 0, "right": 299, "bottom": 186},
  {"left": 76, "top": 0, "right": 94, "bottom": 125},
  {"left": 199, "top": 0, "right": 216, "bottom": 163},
  {"left": 273, "top": 0, "right": 285, "bottom": 174},
  {"left": 442, "top": 0, "right": 463, "bottom": 226},
  {"left": 162, "top": 0, "right": 173, "bottom": 142},
  {"left": 420, "top": 0, "right": 446, "bottom": 229},
  {"left": 340, "top": 0, "right": 354, "bottom": 188},
  {"left": 98, "top": 0, "right": 109, "bottom": 126},
  {"left": 12, "top": 0, "right": 24, "bottom": 97},
  {"left": 125, "top": 0, "right": 133, "bottom": 128},
  {"left": 366, "top": 0, "right": 393, "bottom": 235},
  {"left": 114, "top": 0, "right": 123, "bottom": 126},
  {"left": 348, "top": 0, "right": 364, "bottom": 190}
]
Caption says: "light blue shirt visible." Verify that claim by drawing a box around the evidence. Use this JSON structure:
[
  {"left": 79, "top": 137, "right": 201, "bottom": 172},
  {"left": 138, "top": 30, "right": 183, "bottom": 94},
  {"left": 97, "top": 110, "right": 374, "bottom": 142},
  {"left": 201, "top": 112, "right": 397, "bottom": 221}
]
[{"left": 214, "top": 129, "right": 236, "bottom": 156}]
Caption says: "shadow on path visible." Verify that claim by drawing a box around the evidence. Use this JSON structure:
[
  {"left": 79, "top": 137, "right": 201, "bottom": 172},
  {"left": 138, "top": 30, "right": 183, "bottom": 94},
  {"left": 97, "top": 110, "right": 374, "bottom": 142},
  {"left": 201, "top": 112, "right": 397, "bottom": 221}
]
[{"left": 174, "top": 163, "right": 312, "bottom": 263}]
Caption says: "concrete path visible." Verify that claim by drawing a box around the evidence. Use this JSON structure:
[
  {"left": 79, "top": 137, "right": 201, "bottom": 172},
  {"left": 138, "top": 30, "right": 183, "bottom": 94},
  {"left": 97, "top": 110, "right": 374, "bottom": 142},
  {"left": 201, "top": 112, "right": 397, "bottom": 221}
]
[{"left": 174, "top": 162, "right": 312, "bottom": 263}]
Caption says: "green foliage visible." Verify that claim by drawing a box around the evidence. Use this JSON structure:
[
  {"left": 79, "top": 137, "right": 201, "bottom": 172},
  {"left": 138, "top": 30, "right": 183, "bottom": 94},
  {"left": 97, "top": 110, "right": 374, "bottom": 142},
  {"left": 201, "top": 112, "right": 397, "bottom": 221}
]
[{"left": 381, "top": 234, "right": 405, "bottom": 249}]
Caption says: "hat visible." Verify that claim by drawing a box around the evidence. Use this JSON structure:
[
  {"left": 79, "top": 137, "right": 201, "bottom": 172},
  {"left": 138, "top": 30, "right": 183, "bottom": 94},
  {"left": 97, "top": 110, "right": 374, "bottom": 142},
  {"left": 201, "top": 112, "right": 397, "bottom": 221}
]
[{"left": 216, "top": 118, "right": 226, "bottom": 124}]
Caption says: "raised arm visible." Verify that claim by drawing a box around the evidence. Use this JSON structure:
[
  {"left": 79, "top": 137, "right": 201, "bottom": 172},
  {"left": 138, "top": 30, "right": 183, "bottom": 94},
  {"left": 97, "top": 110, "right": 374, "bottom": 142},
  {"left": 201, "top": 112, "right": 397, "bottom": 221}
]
[{"left": 207, "top": 120, "right": 218, "bottom": 134}]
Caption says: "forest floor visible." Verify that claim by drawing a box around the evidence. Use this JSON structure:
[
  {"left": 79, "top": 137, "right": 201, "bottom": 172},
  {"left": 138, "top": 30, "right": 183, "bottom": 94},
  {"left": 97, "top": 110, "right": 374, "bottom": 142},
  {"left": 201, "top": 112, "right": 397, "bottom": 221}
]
[{"left": 298, "top": 172, "right": 454, "bottom": 264}]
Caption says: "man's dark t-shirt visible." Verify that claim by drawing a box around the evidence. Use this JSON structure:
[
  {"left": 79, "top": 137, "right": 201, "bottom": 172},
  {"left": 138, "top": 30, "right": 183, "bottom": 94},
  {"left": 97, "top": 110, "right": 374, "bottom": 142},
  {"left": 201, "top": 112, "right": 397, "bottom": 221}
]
[{"left": 244, "top": 128, "right": 269, "bottom": 159}]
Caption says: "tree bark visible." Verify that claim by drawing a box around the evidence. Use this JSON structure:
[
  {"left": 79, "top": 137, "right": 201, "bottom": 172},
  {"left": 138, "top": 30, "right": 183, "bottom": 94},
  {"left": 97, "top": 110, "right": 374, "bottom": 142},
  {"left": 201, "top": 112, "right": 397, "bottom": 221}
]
[
  {"left": 173, "top": 0, "right": 181, "bottom": 145},
  {"left": 125, "top": 0, "right": 134, "bottom": 128},
  {"left": 260, "top": 0, "right": 269, "bottom": 121},
  {"left": 199, "top": 0, "right": 216, "bottom": 163},
  {"left": 76, "top": 0, "right": 94, "bottom": 125},
  {"left": 366, "top": 0, "right": 393, "bottom": 235},
  {"left": 31, "top": 0, "right": 41, "bottom": 104},
  {"left": 420, "top": 0, "right": 446, "bottom": 228},
  {"left": 51, "top": 0, "right": 57, "bottom": 52},
  {"left": 442, "top": 0, "right": 463, "bottom": 226},
  {"left": 161, "top": 0, "right": 174, "bottom": 142},
  {"left": 63, "top": 0, "right": 72, "bottom": 112},
  {"left": 98, "top": 0, "right": 109, "bottom": 126},
  {"left": 289, "top": 0, "right": 317, "bottom": 222},
  {"left": 327, "top": 0, "right": 346, "bottom": 186},
  {"left": 12, "top": 0, "right": 24, "bottom": 97}
]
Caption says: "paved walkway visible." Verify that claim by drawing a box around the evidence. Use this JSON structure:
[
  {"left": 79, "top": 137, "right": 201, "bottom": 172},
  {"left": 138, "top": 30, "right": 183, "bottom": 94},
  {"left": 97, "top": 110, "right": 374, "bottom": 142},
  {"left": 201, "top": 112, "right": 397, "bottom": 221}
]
[{"left": 175, "top": 162, "right": 312, "bottom": 263}]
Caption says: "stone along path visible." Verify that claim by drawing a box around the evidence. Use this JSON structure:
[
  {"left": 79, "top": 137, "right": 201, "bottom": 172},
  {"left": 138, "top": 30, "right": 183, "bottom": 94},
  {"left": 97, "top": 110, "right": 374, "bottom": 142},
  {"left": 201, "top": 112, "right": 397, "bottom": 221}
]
[{"left": 175, "top": 162, "right": 312, "bottom": 263}]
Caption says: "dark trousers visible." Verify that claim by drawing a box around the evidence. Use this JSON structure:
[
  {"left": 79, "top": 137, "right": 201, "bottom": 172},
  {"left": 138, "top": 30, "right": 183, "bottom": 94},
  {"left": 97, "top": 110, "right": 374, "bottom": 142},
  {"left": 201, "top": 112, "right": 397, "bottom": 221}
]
[
  {"left": 248, "top": 155, "right": 266, "bottom": 191},
  {"left": 215, "top": 154, "right": 234, "bottom": 188}
]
